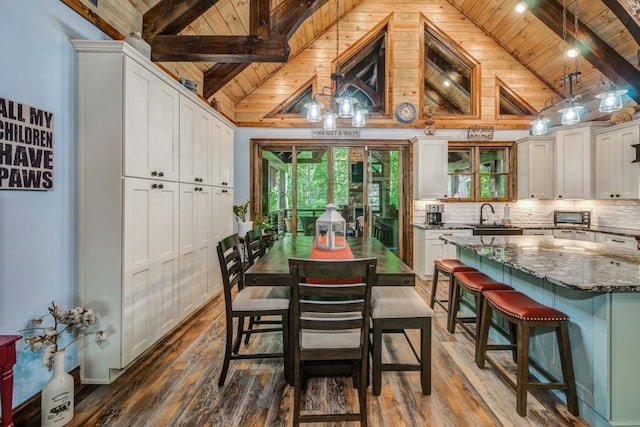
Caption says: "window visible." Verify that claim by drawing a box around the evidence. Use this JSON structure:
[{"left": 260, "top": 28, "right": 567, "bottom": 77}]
[{"left": 447, "top": 142, "right": 515, "bottom": 201}]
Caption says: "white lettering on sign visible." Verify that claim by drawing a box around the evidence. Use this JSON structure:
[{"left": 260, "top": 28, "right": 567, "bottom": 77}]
[
  {"left": 0, "top": 97, "right": 54, "bottom": 190},
  {"left": 467, "top": 126, "right": 494, "bottom": 141},
  {"left": 311, "top": 129, "right": 361, "bottom": 138}
]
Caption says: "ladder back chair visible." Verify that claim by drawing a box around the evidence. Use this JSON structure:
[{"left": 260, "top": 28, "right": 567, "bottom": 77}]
[
  {"left": 216, "top": 233, "right": 290, "bottom": 386},
  {"left": 288, "top": 257, "right": 377, "bottom": 426}
]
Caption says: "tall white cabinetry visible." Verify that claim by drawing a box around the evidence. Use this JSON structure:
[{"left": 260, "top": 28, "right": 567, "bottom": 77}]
[
  {"left": 553, "top": 123, "right": 607, "bottom": 199},
  {"left": 516, "top": 136, "right": 554, "bottom": 199},
  {"left": 594, "top": 121, "right": 640, "bottom": 199},
  {"left": 412, "top": 137, "right": 449, "bottom": 199},
  {"left": 73, "top": 40, "right": 235, "bottom": 383}
]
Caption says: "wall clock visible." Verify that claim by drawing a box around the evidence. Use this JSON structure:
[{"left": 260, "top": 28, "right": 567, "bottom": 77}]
[{"left": 395, "top": 102, "right": 417, "bottom": 123}]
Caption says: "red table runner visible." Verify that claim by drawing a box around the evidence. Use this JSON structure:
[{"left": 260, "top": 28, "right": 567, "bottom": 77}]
[{"left": 308, "top": 237, "right": 356, "bottom": 284}]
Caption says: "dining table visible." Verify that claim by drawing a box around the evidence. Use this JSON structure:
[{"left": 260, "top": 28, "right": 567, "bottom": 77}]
[{"left": 243, "top": 235, "right": 415, "bottom": 287}]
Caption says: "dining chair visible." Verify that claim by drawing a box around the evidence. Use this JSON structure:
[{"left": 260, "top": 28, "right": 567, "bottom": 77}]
[
  {"left": 288, "top": 257, "right": 377, "bottom": 426},
  {"left": 216, "top": 233, "right": 290, "bottom": 386}
]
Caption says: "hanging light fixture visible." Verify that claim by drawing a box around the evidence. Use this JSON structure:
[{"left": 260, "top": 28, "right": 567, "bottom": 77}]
[
  {"left": 530, "top": 113, "right": 550, "bottom": 135},
  {"left": 558, "top": 0, "right": 584, "bottom": 126},
  {"left": 304, "top": 0, "right": 366, "bottom": 129},
  {"left": 596, "top": 82, "right": 628, "bottom": 113}
]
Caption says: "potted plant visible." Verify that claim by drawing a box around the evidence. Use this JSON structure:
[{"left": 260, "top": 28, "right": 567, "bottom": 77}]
[{"left": 233, "top": 200, "right": 252, "bottom": 237}]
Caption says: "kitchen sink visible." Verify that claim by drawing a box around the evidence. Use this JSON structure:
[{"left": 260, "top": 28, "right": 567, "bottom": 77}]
[{"left": 472, "top": 224, "right": 524, "bottom": 236}]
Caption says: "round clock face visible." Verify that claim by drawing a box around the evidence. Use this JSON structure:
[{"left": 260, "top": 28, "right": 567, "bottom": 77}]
[{"left": 395, "top": 102, "right": 417, "bottom": 123}]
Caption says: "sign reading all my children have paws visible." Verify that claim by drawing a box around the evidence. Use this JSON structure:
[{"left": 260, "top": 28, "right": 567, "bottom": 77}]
[{"left": 0, "top": 96, "right": 53, "bottom": 190}]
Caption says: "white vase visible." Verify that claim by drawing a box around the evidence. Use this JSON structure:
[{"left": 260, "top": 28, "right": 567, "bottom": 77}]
[
  {"left": 237, "top": 220, "right": 253, "bottom": 237},
  {"left": 41, "top": 350, "right": 74, "bottom": 426}
]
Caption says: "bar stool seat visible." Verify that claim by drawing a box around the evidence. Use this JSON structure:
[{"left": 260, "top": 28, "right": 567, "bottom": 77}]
[
  {"left": 476, "top": 290, "right": 579, "bottom": 417},
  {"left": 370, "top": 286, "right": 433, "bottom": 396},
  {"left": 430, "top": 259, "right": 477, "bottom": 312},
  {"left": 447, "top": 271, "right": 513, "bottom": 344}
]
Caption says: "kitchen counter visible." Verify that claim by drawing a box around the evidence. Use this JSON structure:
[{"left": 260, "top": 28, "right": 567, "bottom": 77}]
[
  {"left": 440, "top": 234, "right": 640, "bottom": 426},
  {"left": 439, "top": 235, "right": 640, "bottom": 292}
]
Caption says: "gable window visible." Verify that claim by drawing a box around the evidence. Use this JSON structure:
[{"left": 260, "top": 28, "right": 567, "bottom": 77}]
[
  {"left": 423, "top": 23, "right": 479, "bottom": 117},
  {"left": 447, "top": 142, "right": 515, "bottom": 201}
]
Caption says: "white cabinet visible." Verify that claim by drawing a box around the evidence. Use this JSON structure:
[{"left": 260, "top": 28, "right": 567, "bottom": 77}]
[
  {"left": 594, "top": 121, "right": 640, "bottom": 199},
  {"left": 553, "top": 123, "right": 607, "bottom": 199},
  {"left": 523, "top": 229, "right": 553, "bottom": 236},
  {"left": 595, "top": 233, "right": 638, "bottom": 250},
  {"left": 122, "top": 178, "right": 180, "bottom": 366},
  {"left": 412, "top": 137, "right": 448, "bottom": 200},
  {"left": 553, "top": 229, "right": 595, "bottom": 242},
  {"left": 517, "top": 136, "right": 554, "bottom": 199},
  {"left": 213, "top": 121, "right": 234, "bottom": 187},
  {"left": 74, "top": 40, "right": 234, "bottom": 383},
  {"left": 413, "top": 228, "right": 472, "bottom": 279},
  {"left": 124, "top": 56, "right": 180, "bottom": 181},
  {"left": 180, "top": 95, "right": 213, "bottom": 185},
  {"left": 212, "top": 186, "right": 234, "bottom": 295}
]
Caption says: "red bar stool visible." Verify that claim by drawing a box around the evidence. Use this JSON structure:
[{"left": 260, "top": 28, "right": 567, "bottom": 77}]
[
  {"left": 476, "top": 290, "right": 579, "bottom": 417},
  {"left": 429, "top": 259, "right": 476, "bottom": 312},
  {"left": 446, "top": 271, "right": 513, "bottom": 344}
]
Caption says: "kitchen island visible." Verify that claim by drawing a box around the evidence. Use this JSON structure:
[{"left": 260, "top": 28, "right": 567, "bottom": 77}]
[{"left": 440, "top": 235, "right": 640, "bottom": 427}]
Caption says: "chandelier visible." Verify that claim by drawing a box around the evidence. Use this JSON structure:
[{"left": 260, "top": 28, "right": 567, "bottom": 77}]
[
  {"left": 304, "top": 0, "right": 367, "bottom": 130},
  {"left": 530, "top": 0, "right": 627, "bottom": 135}
]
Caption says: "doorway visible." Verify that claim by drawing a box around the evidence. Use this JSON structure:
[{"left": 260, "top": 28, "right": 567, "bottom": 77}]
[{"left": 251, "top": 140, "right": 409, "bottom": 258}]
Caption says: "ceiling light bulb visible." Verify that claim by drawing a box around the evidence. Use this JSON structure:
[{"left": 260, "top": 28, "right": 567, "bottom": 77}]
[
  {"left": 337, "top": 96, "right": 355, "bottom": 118},
  {"left": 530, "top": 115, "right": 550, "bottom": 135},
  {"left": 515, "top": 2, "right": 526, "bottom": 13},
  {"left": 596, "top": 86, "right": 627, "bottom": 113},
  {"left": 323, "top": 111, "right": 338, "bottom": 130},
  {"left": 560, "top": 103, "right": 581, "bottom": 125},
  {"left": 352, "top": 108, "right": 367, "bottom": 127},
  {"left": 305, "top": 100, "right": 323, "bottom": 122},
  {"left": 566, "top": 48, "right": 578, "bottom": 58}
]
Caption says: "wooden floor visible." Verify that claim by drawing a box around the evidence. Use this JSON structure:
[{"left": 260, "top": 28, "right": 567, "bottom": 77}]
[{"left": 56, "top": 279, "right": 588, "bottom": 426}]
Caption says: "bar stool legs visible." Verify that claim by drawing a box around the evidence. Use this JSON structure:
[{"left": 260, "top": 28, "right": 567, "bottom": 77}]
[
  {"left": 429, "top": 259, "right": 476, "bottom": 312},
  {"left": 476, "top": 290, "right": 579, "bottom": 417}
]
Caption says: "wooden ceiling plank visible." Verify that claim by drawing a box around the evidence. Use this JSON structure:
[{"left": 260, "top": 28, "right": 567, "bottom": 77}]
[
  {"left": 522, "top": 0, "right": 640, "bottom": 101},
  {"left": 600, "top": 0, "right": 640, "bottom": 44},
  {"left": 143, "top": 0, "right": 220, "bottom": 40}
]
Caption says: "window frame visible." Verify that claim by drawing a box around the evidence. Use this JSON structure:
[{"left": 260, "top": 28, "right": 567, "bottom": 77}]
[{"left": 447, "top": 141, "right": 516, "bottom": 202}]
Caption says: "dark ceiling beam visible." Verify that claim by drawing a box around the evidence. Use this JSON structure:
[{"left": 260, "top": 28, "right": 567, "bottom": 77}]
[
  {"left": 251, "top": 0, "right": 271, "bottom": 37},
  {"left": 599, "top": 0, "right": 640, "bottom": 45},
  {"left": 203, "top": 0, "right": 328, "bottom": 98},
  {"left": 523, "top": 0, "right": 640, "bottom": 101},
  {"left": 143, "top": 0, "right": 220, "bottom": 41},
  {"left": 151, "top": 35, "right": 289, "bottom": 62}
]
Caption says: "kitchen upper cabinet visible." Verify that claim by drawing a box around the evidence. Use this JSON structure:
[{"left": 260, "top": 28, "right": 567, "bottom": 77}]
[
  {"left": 180, "top": 95, "right": 213, "bottom": 185},
  {"left": 517, "top": 136, "right": 554, "bottom": 199},
  {"left": 124, "top": 56, "right": 179, "bottom": 181},
  {"left": 554, "top": 123, "right": 607, "bottom": 199},
  {"left": 594, "top": 121, "right": 640, "bottom": 199},
  {"left": 212, "top": 121, "right": 234, "bottom": 188},
  {"left": 412, "top": 137, "right": 448, "bottom": 200}
]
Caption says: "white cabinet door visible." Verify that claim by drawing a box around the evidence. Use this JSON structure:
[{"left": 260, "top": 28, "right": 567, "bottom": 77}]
[
  {"left": 180, "top": 95, "right": 213, "bottom": 185},
  {"left": 595, "top": 233, "right": 638, "bottom": 250},
  {"left": 122, "top": 178, "right": 179, "bottom": 366},
  {"left": 523, "top": 229, "right": 553, "bottom": 236},
  {"left": 554, "top": 126, "right": 593, "bottom": 199},
  {"left": 124, "top": 57, "right": 179, "bottom": 181},
  {"left": 553, "top": 229, "right": 595, "bottom": 242},
  {"left": 412, "top": 137, "right": 448, "bottom": 199},
  {"left": 413, "top": 228, "right": 425, "bottom": 278},
  {"left": 595, "top": 123, "right": 640, "bottom": 199},
  {"left": 420, "top": 229, "right": 472, "bottom": 278},
  {"left": 212, "top": 186, "right": 234, "bottom": 295},
  {"left": 517, "top": 136, "right": 554, "bottom": 199},
  {"left": 212, "top": 121, "right": 234, "bottom": 187}
]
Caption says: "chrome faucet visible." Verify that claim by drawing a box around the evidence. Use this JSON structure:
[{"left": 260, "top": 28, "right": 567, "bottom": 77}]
[{"left": 479, "top": 203, "right": 495, "bottom": 225}]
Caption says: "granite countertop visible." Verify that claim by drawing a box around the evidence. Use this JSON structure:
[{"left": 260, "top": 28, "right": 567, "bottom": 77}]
[
  {"left": 439, "top": 235, "right": 640, "bottom": 292},
  {"left": 413, "top": 223, "right": 640, "bottom": 239}
]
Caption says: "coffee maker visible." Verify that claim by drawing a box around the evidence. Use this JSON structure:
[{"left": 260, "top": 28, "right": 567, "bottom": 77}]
[{"left": 426, "top": 204, "right": 444, "bottom": 225}]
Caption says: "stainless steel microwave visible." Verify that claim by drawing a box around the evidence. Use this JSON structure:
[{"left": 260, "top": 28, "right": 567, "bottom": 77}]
[{"left": 553, "top": 210, "right": 591, "bottom": 226}]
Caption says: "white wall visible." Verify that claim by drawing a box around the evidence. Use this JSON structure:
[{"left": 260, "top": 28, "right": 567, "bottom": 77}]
[{"left": 0, "top": 0, "right": 107, "bottom": 408}]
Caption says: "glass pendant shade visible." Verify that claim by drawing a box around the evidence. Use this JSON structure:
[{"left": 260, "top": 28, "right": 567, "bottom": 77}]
[
  {"left": 305, "top": 101, "right": 323, "bottom": 122},
  {"left": 337, "top": 96, "right": 355, "bottom": 118},
  {"left": 352, "top": 108, "right": 367, "bottom": 127},
  {"left": 323, "top": 111, "right": 338, "bottom": 130},
  {"left": 560, "top": 102, "right": 581, "bottom": 125},
  {"left": 530, "top": 116, "right": 550, "bottom": 135},
  {"left": 597, "top": 88, "right": 627, "bottom": 113}
]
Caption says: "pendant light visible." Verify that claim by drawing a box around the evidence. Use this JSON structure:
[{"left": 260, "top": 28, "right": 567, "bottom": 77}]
[
  {"left": 596, "top": 83, "right": 628, "bottom": 113},
  {"left": 530, "top": 114, "right": 550, "bottom": 135}
]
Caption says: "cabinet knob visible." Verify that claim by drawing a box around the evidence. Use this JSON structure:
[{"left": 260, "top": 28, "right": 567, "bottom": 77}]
[
  {"left": 158, "top": 172, "right": 164, "bottom": 177},
  {"left": 222, "top": 181, "right": 228, "bottom": 186},
  {"left": 531, "top": 195, "right": 534, "bottom": 198},
  {"left": 151, "top": 171, "right": 158, "bottom": 176},
  {"left": 151, "top": 183, "right": 158, "bottom": 189},
  {"left": 616, "top": 194, "right": 620, "bottom": 198},
  {"left": 610, "top": 194, "right": 614, "bottom": 198},
  {"left": 222, "top": 189, "right": 228, "bottom": 193},
  {"left": 558, "top": 195, "right": 563, "bottom": 198},
  {"left": 158, "top": 184, "right": 164, "bottom": 189}
]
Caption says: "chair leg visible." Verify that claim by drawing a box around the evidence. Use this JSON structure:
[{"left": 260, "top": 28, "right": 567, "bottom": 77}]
[
  {"left": 218, "top": 315, "right": 234, "bottom": 387},
  {"left": 293, "top": 359, "right": 302, "bottom": 427},
  {"left": 429, "top": 267, "right": 439, "bottom": 308},
  {"left": 516, "top": 321, "right": 531, "bottom": 417},
  {"left": 557, "top": 322, "right": 579, "bottom": 416},
  {"left": 421, "top": 317, "right": 432, "bottom": 395},
  {"left": 372, "top": 320, "right": 383, "bottom": 396},
  {"left": 359, "top": 356, "right": 368, "bottom": 427},
  {"left": 476, "top": 298, "right": 492, "bottom": 368},
  {"left": 508, "top": 321, "right": 518, "bottom": 363},
  {"left": 232, "top": 316, "right": 244, "bottom": 354},
  {"left": 447, "top": 276, "right": 460, "bottom": 333},
  {"left": 244, "top": 316, "right": 258, "bottom": 345}
]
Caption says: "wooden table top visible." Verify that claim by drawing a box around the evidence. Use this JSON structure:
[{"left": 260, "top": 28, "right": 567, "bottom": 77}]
[{"left": 244, "top": 236, "right": 415, "bottom": 286}]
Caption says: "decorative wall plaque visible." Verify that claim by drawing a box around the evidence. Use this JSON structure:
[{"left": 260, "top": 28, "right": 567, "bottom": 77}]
[{"left": 468, "top": 126, "right": 494, "bottom": 140}]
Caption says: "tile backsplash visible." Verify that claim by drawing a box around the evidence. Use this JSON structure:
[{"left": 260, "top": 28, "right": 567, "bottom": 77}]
[{"left": 413, "top": 199, "right": 640, "bottom": 230}]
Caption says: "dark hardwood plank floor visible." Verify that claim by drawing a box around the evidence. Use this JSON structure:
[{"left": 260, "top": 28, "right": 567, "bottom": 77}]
[{"left": 45, "top": 279, "right": 588, "bottom": 426}]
